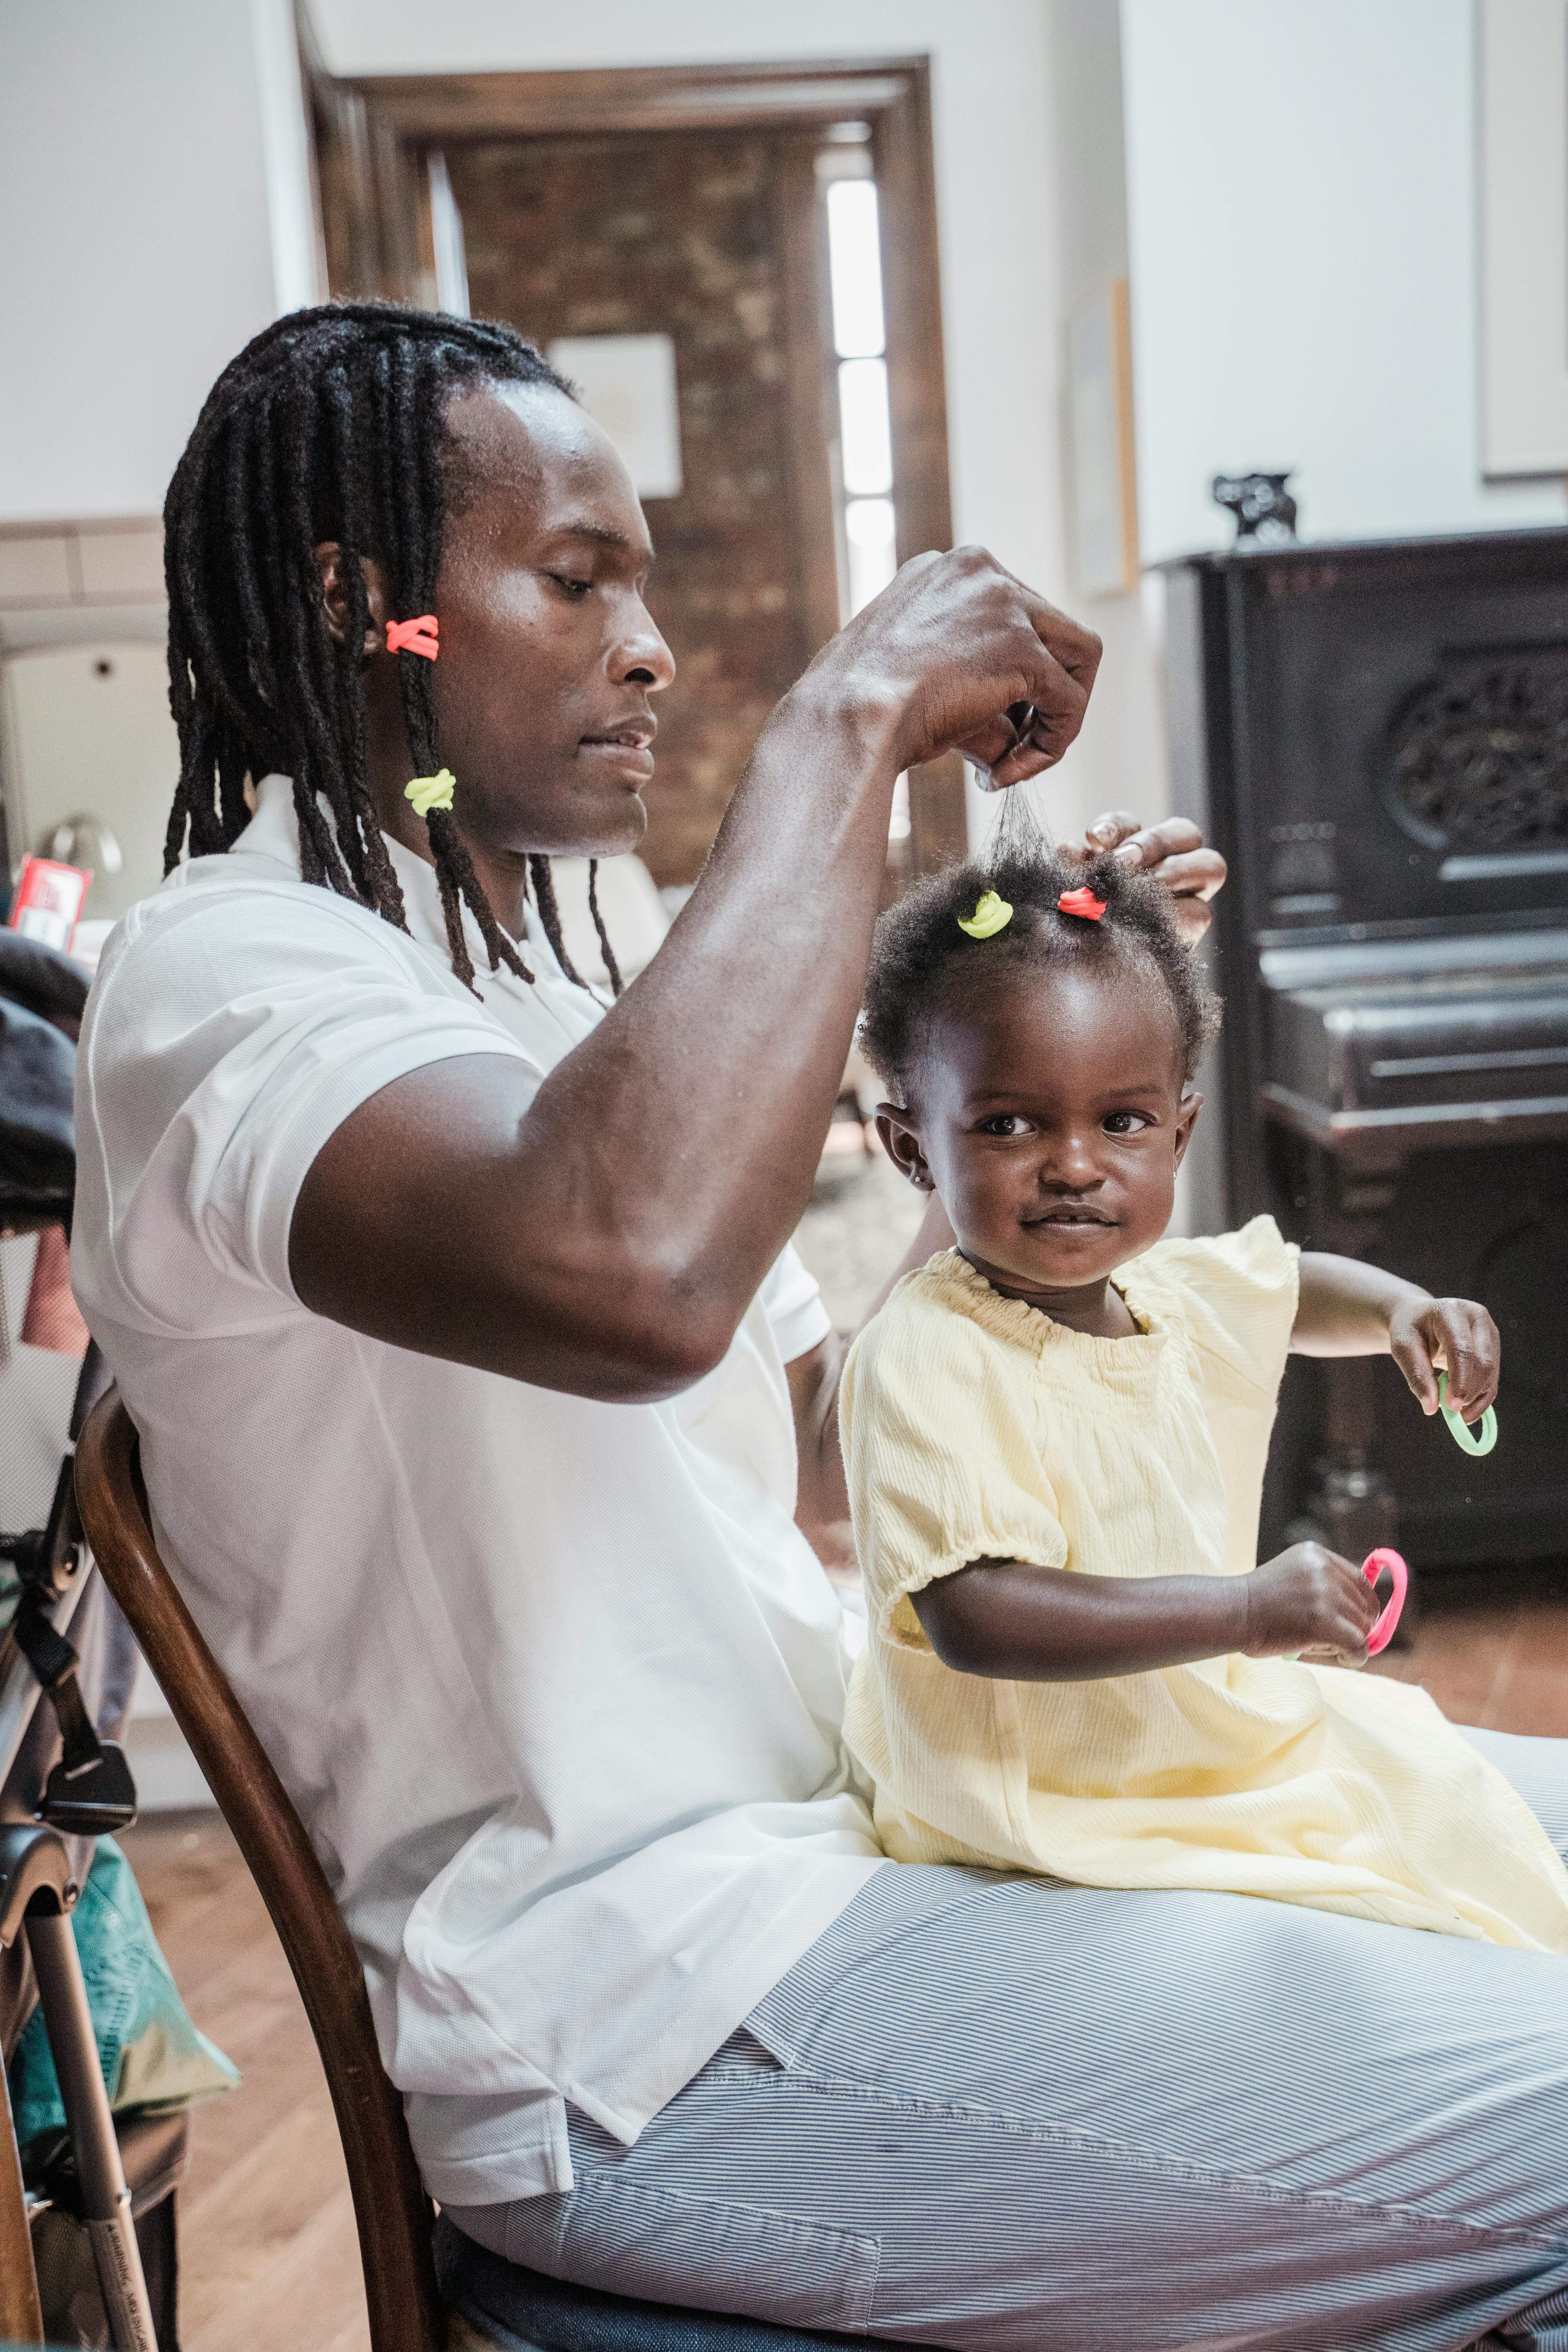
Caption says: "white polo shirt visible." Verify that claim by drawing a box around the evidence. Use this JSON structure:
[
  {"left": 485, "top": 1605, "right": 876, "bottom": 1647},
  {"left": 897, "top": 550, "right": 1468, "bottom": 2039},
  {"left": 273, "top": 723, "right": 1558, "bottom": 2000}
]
[{"left": 71, "top": 776, "right": 883, "bottom": 2203}]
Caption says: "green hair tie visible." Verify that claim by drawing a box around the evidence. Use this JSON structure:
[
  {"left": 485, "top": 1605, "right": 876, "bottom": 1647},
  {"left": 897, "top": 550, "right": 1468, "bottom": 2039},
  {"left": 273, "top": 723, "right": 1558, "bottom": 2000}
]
[
  {"left": 1437, "top": 1370, "right": 1498, "bottom": 1457},
  {"left": 405, "top": 769, "right": 456, "bottom": 818},
  {"left": 957, "top": 890, "right": 1013, "bottom": 940}
]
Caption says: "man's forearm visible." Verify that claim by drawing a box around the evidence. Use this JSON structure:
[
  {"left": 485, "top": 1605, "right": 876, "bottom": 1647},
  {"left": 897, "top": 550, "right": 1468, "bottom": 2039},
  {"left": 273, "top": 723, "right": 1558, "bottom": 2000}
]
[{"left": 295, "top": 555, "right": 1097, "bottom": 1400}]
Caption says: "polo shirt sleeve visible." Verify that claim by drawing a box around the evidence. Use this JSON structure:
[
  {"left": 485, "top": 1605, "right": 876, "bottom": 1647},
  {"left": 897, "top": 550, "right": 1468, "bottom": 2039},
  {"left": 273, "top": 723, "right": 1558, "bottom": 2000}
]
[
  {"left": 755, "top": 1243, "right": 833, "bottom": 1366},
  {"left": 74, "top": 883, "right": 538, "bottom": 1336}
]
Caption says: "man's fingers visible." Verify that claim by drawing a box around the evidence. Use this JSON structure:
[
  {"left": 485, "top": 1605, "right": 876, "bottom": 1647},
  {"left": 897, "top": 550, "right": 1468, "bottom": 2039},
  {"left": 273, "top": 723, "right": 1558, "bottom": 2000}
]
[
  {"left": 1076, "top": 815, "right": 1222, "bottom": 895},
  {"left": 1011, "top": 581, "right": 1104, "bottom": 689},
  {"left": 1054, "top": 822, "right": 1225, "bottom": 942},
  {"left": 1111, "top": 819, "right": 1210, "bottom": 871},
  {"left": 1134, "top": 846, "right": 1227, "bottom": 900},
  {"left": 958, "top": 724, "right": 1071, "bottom": 790},
  {"left": 1004, "top": 584, "right": 1101, "bottom": 761},
  {"left": 1110, "top": 825, "right": 1229, "bottom": 931},
  {"left": 1080, "top": 809, "right": 1145, "bottom": 853}
]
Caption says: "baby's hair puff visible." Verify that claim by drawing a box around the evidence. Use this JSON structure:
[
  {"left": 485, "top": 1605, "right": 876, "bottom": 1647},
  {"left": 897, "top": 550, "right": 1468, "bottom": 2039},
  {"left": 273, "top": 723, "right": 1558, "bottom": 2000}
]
[{"left": 859, "top": 844, "right": 1221, "bottom": 1096}]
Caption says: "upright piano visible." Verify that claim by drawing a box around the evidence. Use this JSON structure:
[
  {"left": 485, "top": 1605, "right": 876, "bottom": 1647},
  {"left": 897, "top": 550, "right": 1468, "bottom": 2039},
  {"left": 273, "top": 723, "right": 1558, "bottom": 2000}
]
[{"left": 1161, "top": 528, "right": 1568, "bottom": 1570}]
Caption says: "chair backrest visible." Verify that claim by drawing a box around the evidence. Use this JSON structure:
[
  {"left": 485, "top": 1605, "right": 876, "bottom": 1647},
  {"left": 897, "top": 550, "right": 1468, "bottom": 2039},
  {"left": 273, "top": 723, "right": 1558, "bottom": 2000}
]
[{"left": 74, "top": 1390, "right": 445, "bottom": 2352}]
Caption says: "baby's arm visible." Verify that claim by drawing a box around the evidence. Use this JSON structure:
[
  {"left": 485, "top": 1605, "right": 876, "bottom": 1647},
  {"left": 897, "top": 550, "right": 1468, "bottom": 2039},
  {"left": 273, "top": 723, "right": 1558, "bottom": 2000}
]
[
  {"left": 1290, "top": 1253, "right": 1499, "bottom": 1427},
  {"left": 911, "top": 1544, "right": 1377, "bottom": 1681}
]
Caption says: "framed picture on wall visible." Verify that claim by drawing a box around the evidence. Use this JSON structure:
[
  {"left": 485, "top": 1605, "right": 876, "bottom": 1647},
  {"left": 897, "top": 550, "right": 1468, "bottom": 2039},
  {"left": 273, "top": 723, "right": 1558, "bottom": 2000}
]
[
  {"left": 1477, "top": 0, "right": 1568, "bottom": 477},
  {"left": 1066, "top": 278, "right": 1139, "bottom": 597}
]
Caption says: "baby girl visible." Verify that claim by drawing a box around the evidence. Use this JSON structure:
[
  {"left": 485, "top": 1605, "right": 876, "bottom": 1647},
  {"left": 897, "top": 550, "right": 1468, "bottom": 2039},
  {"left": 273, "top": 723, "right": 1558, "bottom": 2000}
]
[{"left": 841, "top": 846, "right": 1568, "bottom": 1947}]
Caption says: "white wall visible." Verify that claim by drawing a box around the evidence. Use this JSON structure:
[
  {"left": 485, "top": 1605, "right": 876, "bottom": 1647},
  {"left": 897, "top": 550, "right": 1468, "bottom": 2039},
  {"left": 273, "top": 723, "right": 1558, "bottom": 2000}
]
[
  {"left": 1041, "top": 0, "right": 1169, "bottom": 841},
  {"left": 311, "top": 3, "right": 1064, "bottom": 599},
  {"left": 0, "top": 0, "right": 316, "bottom": 525},
  {"left": 1121, "top": 0, "right": 1568, "bottom": 565},
  {"left": 0, "top": 0, "right": 1135, "bottom": 831},
  {"left": 307, "top": 0, "right": 1148, "bottom": 836}
]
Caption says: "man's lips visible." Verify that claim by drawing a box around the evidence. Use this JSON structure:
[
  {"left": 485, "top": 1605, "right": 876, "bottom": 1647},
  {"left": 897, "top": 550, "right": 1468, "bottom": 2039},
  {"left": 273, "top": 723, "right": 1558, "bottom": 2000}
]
[{"left": 579, "top": 721, "right": 655, "bottom": 779}]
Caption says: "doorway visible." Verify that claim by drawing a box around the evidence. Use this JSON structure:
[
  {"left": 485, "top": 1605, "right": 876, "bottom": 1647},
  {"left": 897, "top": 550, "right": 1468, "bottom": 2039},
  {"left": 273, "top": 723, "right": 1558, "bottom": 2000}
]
[{"left": 306, "top": 56, "right": 965, "bottom": 889}]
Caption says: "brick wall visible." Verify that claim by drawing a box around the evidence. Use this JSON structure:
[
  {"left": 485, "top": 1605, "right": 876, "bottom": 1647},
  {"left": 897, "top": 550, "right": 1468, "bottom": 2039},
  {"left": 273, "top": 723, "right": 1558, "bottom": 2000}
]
[{"left": 450, "top": 130, "right": 829, "bottom": 886}]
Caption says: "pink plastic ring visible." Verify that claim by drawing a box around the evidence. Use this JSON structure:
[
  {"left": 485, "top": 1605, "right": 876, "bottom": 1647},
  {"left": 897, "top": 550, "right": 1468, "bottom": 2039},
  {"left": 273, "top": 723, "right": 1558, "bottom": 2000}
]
[{"left": 1362, "top": 1547, "right": 1408, "bottom": 1656}]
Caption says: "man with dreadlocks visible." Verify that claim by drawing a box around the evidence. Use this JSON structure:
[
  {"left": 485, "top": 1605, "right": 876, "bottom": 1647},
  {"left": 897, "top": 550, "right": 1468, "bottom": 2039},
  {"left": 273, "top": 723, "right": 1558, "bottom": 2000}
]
[{"left": 71, "top": 301, "right": 1568, "bottom": 2352}]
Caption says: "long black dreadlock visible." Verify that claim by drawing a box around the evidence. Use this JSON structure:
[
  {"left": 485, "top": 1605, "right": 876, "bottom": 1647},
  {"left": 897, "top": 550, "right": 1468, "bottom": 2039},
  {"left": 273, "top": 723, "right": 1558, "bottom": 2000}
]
[{"left": 163, "top": 301, "right": 623, "bottom": 995}]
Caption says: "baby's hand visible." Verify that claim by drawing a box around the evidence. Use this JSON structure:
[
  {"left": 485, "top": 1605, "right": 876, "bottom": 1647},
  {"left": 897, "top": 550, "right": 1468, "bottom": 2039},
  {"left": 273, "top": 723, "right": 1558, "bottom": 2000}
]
[
  {"left": 1243, "top": 1543, "right": 1379, "bottom": 1665},
  {"left": 1387, "top": 1295, "right": 1499, "bottom": 1427}
]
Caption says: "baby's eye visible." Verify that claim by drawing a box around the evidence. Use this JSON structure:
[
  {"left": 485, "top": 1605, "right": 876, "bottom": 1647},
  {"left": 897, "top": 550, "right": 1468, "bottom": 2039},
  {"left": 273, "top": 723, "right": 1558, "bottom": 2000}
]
[
  {"left": 978, "top": 1114, "right": 1033, "bottom": 1137},
  {"left": 1103, "top": 1111, "right": 1153, "bottom": 1136}
]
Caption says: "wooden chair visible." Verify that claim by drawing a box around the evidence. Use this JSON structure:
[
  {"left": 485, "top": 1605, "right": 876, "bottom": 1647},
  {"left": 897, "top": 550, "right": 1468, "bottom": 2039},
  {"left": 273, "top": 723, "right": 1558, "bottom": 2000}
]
[
  {"left": 75, "top": 1391, "right": 902, "bottom": 2352},
  {"left": 74, "top": 1391, "right": 445, "bottom": 2352}
]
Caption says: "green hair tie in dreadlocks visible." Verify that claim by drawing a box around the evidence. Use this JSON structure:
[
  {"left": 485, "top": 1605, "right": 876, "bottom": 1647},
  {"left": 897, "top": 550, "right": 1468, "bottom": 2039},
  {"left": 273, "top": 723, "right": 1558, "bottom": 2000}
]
[{"left": 405, "top": 769, "right": 456, "bottom": 818}]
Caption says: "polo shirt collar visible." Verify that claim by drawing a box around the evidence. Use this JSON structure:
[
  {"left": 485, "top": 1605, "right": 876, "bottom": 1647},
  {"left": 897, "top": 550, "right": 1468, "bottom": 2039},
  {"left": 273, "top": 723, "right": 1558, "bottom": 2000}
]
[{"left": 241, "top": 771, "right": 559, "bottom": 977}]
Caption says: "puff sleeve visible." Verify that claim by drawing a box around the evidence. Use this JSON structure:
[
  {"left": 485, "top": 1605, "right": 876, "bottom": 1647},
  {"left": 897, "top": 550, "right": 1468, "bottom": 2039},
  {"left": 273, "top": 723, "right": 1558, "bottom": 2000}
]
[{"left": 840, "top": 1273, "right": 1068, "bottom": 1651}]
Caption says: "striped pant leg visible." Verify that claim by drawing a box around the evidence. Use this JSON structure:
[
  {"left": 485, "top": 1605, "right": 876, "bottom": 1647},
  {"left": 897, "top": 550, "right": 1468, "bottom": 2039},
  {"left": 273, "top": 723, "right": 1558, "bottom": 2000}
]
[
  {"left": 450, "top": 1736, "right": 1568, "bottom": 2351},
  {"left": 1461, "top": 1724, "right": 1568, "bottom": 1857}
]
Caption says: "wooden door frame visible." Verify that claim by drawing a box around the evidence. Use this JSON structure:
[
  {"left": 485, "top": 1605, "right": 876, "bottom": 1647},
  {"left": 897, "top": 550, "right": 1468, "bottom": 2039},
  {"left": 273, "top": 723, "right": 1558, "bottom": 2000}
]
[{"left": 302, "top": 49, "right": 965, "bottom": 869}]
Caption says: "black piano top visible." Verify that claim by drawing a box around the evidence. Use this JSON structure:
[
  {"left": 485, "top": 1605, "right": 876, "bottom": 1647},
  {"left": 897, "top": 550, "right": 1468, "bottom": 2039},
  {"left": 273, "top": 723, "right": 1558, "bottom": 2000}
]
[{"left": 1160, "top": 526, "right": 1568, "bottom": 944}]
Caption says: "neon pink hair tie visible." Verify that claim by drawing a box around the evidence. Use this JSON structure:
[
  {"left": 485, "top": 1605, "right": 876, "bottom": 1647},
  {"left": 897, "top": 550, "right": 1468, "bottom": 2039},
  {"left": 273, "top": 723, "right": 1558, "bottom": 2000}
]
[
  {"left": 386, "top": 615, "right": 439, "bottom": 659},
  {"left": 1362, "top": 1548, "right": 1408, "bottom": 1655},
  {"left": 1057, "top": 886, "right": 1106, "bottom": 921}
]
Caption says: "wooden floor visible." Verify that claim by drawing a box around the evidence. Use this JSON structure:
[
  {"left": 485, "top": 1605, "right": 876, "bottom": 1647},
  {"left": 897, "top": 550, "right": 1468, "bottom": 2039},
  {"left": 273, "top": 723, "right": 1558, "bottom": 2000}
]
[
  {"left": 116, "top": 1563, "right": 1568, "bottom": 2352},
  {"left": 118, "top": 1810, "right": 371, "bottom": 2352}
]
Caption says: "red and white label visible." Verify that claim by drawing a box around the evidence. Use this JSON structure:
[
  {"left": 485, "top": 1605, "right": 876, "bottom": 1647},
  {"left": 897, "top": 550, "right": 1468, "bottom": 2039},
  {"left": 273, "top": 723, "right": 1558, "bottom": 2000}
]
[{"left": 7, "top": 855, "right": 92, "bottom": 954}]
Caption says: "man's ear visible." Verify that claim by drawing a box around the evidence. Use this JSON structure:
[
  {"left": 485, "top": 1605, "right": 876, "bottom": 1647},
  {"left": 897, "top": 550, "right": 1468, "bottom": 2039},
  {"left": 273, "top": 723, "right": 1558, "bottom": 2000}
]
[
  {"left": 875, "top": 1103, "right": 937, "bottom": 1191},
  {"left": 313, "top": 542, "right": 391, "bottom": 658},
  {"left": 1173, "top": 1089, "right": 1203, "bottom": 1167}
]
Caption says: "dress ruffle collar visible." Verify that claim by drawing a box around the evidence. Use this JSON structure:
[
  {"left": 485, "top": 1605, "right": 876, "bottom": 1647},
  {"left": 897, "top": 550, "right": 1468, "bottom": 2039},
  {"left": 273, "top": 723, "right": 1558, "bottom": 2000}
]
[{"left": 921, "top": 1245, "right": 1167, "bottom": 1368}]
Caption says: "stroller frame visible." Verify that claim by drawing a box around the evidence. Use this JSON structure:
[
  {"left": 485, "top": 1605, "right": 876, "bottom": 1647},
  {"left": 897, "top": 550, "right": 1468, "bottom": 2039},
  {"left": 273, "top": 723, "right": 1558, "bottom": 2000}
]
[{"left": 0, "top": 1260, "right": 158, "bottom": 2351}]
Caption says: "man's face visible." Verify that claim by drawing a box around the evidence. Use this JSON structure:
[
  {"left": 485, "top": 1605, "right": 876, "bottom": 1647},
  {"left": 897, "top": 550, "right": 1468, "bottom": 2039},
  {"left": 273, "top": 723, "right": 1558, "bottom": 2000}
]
[
  {"left": 878, "top": 956, "right": 1200, "bottom": 1307},
  {"left": 422, "top": 381, "right": 676, "bottom": 860}
]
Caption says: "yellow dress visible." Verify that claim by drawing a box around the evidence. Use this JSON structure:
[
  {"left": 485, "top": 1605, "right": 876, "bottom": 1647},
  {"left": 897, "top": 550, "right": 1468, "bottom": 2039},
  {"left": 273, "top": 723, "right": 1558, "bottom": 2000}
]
[{"left": 840, "top": 1218, "right": 1568, "bottom": 1949}]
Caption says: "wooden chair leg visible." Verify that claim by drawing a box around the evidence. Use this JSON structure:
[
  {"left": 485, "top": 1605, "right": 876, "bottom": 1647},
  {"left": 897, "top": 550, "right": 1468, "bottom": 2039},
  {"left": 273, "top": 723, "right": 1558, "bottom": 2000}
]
[{"left": 0, "top": 2053, "right": 45, "bottom": 2346}]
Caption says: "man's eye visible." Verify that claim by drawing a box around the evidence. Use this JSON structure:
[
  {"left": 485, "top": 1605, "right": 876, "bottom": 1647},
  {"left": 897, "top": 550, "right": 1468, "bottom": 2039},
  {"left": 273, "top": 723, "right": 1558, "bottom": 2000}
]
[
  {"left": 980, "top": 1114, "right": 1031, "bottom": 1137},
  {"left": 550, "top": 574, "right": 593, "bottom": 599},
  {"left": 1103, "top": 1111, "right": 1152, "bottom": 1136}
]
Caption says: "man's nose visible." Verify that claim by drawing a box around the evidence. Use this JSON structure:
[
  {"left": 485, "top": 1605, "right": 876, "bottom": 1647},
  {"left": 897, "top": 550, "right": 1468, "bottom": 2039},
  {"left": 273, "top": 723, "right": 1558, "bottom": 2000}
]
[{"left": 619, "top": 599, "right": 676, "bottom": 692}]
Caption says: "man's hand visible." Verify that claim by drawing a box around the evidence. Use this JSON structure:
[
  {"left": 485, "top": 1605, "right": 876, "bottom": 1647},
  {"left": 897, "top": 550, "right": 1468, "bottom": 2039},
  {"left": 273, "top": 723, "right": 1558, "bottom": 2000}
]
[
  {"left": 808, "top": 546, "right": 1103, "bottom": 788},
  {"left": 1062, "top": 812, "right": 1227, "bottom": 946},
  {"left": 1243, "top": 1543, "right": 1379, "bottom": 1665},
  {"left": 1388, "top": 1294, "right": 1500, "bottom": 1424}
]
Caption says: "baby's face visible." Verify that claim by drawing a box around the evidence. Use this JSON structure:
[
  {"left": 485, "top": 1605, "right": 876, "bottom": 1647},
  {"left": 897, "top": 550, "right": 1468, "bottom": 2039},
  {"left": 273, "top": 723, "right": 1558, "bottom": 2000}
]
[{"left": 878, "top": 959, "right": 1199, "bottom": 1306}]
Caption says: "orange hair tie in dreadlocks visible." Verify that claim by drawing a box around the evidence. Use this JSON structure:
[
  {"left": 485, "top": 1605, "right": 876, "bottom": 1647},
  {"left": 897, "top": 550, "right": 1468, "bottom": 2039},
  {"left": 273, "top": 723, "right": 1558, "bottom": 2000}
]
[
  {"left": 387, "top": 615, "right": 439, "bottom": 659},
  {"left": 1057, "top": 886, "right": 1107, "bottom": 921}
]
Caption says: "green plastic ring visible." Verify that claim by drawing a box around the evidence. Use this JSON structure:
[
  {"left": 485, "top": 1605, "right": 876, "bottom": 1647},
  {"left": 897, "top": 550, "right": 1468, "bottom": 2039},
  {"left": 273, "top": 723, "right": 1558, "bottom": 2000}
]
[{"left": 1438, "top": 1370, "right": 1497, "bottom": 1458}]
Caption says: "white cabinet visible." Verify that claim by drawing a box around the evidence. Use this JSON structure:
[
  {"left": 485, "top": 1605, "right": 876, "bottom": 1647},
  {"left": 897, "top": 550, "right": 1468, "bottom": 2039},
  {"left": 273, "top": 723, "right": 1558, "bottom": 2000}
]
[{"left": 2, "top": 639, "right": 178, "bottom": 923}]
